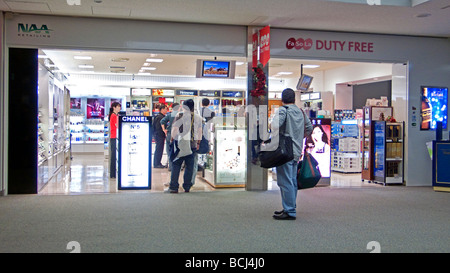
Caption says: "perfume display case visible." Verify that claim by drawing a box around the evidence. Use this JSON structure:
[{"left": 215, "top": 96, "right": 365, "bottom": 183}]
[
  {"left": 118, "top": 116, "right": 152, "bottom": 190},
  {"left": 203, "top": 117, "right": 247, "bottom": 187}
]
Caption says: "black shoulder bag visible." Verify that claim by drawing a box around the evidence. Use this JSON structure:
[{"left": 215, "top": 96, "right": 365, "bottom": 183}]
[{"left": 258, "top": 106, "right": 294, "bottom": 168}]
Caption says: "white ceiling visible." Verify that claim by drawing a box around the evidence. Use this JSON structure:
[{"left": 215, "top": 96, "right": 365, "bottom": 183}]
[
  {"left": 12, "top": 0, "right": 449, "bottom": 84},
  {"left": 39, "top": 48, "right": 356, "bottom": 79},
  {"left": 1, "top": 0, "right": 449, "bottom": 37}
]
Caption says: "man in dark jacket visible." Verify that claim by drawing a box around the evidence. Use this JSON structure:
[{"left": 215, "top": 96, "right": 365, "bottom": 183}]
[{"left": 153, "top": 104, "right": 168, "bottom": 168}]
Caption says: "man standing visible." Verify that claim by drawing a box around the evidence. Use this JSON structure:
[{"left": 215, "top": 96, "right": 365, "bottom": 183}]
[
  {"left": 270, "top": 88, "right": 313, "bottom": 220},
  {"left": 153, "top": 104, "right": 168, "bottom": 168},
  {"left": 161, "top": 103, "right": 180, "bottom": 171}
]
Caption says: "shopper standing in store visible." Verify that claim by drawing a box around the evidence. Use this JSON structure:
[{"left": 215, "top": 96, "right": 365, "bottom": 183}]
[
  {"left": 109, "top": 102, "right": 121, "bottom": 179},
  {"left": 169, "top": 99, "right": 202, "bottom": 193},
  {"left": 153, "top": 104, "right": 168, "bottom": 168},
  {"left": 161, "top": 102, "right": 180, "bottom": 171},
  {"left": 270, "top": 88, "right": 313, "bottom": 220},
  {"left": 200, "top": 98, "right": 215, "bottom": 122}
]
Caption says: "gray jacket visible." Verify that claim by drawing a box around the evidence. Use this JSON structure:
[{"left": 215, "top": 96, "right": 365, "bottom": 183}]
[{"left": 271, "top": 104, "right": 313, "bottom": 161}]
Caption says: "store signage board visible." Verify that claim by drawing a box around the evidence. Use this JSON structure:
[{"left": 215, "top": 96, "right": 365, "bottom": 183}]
[
  {"left": 118, "top": 116, "right": 151, "bottom": 190},
  {"left": 152, "top": 89, "right": 175, "bottom": 96},
  {"left": 259, "top": 26, "right": 270, "bottom": 67},
  {"left": 132, "top": 88, "right": 151, "bottom": 96},
  {"left": 309, "top": 92, "right": 321, "bottom": 100},
  {"left": 300, "top": 94, "right": 310, "bottom": 101},
  {"left": 6, "top": 14, "right": 246, "bottom": 55},
  {"left": 199, "top": 91, "right": 221, "bottom": 97},
  {"left": 176, "top": 90, "right": 198, "bottom": 96},
  {"left": 222, "top": 91, "right": 243, "bottom": 98}
]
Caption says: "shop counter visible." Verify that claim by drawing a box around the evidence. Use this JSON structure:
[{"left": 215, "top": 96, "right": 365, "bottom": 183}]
[{"left": 432, "top": 140, "right": 450, "bottom": 192}]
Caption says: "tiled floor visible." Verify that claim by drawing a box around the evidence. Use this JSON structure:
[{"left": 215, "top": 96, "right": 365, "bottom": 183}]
[
  {"left": 40, "top": 153, "right": 379, "bottom": 195},
  {"left": 40, "top": 153, "right": 222, "bottom": 195}
]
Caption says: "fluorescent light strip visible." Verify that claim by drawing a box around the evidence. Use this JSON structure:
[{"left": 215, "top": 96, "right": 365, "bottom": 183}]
[
  {"left": 74, "top": 56, "right": 92, "bottom": 60},
  {"left": 145, "top": 58, "right": 164, "bottom": 63},
  {"left": 303, "top": 65, "right": 320, "bottom": 69}
]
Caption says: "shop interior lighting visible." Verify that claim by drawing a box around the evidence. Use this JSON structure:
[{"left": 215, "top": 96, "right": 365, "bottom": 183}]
[
  {"left": 303, "top": 64, "right": 320, "bottom": 69},
  {"left": 38, "top": 55, "right": 49, "bottom": 59},
  {"left": 141, "top": 67, "right": 156, "bottom": 71},
  {"left": 277, "top": 72, "right": 293, "bottom": 75},
  {"left": 145, "top": 58, "right": 164, "bottom": 63},
  {"left": 74, "top": 56, "right": 92, "bottom": 60}
]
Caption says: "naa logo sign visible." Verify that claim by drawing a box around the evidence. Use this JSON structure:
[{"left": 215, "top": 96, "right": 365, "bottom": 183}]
[{"left": 17, "top": 23, "right": 53, "bottom": 38}]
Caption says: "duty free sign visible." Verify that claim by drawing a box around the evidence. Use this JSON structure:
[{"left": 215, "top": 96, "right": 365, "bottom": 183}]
[{"left": 286, "top": 37, "right": 374, "bottom": 53}]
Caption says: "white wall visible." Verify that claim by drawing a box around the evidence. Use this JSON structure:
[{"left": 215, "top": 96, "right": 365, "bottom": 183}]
[{"left": 335, "top": 83, "right": 353, "bottom": 109}]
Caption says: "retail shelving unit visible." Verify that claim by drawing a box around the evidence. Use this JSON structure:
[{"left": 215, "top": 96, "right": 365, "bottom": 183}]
[
  {"left": 373, "top": 121, "right": 405, "bottom": 185},
  {"left": 361, "top": 106, "right": 393, "bottom": 182},
  {"left": 331, "top": 117, "right": 361, "bottom": 173}
]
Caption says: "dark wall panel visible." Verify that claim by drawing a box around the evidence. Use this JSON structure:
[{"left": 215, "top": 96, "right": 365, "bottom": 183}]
[
  {"left": 8, "top": 48, "right": 38, "bottom": 194},
  {"left": 353, "top": 80, "right": 391, "bottom": 111}
]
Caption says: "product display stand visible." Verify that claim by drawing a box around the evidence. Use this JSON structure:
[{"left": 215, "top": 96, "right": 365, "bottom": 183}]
[
  {"left": 361, "top": 106, "right": 393, "bottom": 182},
  {"left": 372, "top": 121, "right": 404, "bottom": 186},
  {"left": 331, "top": 119, "right": 361, "bottom": 173},
  {"left": 202, "top": 117, "right": 246, "bottom": 188}
]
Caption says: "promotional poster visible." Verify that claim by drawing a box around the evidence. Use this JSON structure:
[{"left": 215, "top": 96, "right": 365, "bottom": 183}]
[
  {"left": 86, "top": 98, "right": 105, "bottom": 120},
  {"left": 421, "top": 86, "right": 448, "bottom": 130},
  {"left": 303, "top": 118, "right": 331, "bottom": 178}
]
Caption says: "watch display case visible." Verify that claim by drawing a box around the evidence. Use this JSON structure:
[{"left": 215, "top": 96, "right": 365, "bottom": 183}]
[{"left": 203, "top": 117, "right": 246, "bottom": 187}]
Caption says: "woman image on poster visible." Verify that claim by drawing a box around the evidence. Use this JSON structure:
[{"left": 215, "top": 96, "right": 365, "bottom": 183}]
[
  {"left": 87, "top": 98, "right": 105, "bottom": 119},
  {"left": 305, "top": 124, "right": 331, "bottom": 177}
]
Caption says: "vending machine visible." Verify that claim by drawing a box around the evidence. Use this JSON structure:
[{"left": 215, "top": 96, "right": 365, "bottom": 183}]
[{"left": 118, "top": 116, "right": 152, "bottom": 190}]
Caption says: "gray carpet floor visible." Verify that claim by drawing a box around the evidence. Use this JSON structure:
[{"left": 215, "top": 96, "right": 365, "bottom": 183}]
[{"left": 0, "top": 186, "right": 448, "bottom": 253}]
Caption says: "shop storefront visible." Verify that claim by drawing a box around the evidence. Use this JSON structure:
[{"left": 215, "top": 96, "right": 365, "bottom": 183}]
[
  {"left": 263, "top": 28, "right": 450, "bottom": 188},
  {"left": 0, "top": 13, "right": 449, "bottom": 195},
  {"left": 0, "top": 13, "right": 248, "bottom": 194}
]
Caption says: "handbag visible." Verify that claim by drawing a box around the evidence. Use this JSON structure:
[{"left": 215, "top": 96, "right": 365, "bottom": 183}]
[
  {"left": 258, "top": 106, "right": 294, "bottom": 168},
  {"left": 297, "top": 151, "right": 321, "bottom": 190}
]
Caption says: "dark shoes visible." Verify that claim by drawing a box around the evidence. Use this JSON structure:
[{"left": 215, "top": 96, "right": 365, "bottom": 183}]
[
  {"left": 154, "top": 165, "right": 167, "bottom": 169},
  {"left": 273, "top": 210, "right": 296, "bottom": 220}
]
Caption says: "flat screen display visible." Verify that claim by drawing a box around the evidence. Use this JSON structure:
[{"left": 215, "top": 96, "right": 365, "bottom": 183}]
[
  {"left": 296, "top": 74, "right": 314, "bottom": 91},
  {"left": 202, "top": 61, "right": 230, "bottom": 78},
  {"left": 196, "top": 59, "right": 236, "bottom": 79},
  {"left": 303, "top": 118, "right": 331, "bottom": 178},
  {"left": 421, "top": 86, "right": 448, "bottom": 130}
]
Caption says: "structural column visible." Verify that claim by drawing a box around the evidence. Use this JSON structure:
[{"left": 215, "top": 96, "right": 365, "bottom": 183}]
[{"left": 246, "top": 26, "right": 268, "bottom": 191}]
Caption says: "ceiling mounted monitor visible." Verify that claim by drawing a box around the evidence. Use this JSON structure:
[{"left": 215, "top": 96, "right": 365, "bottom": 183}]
[
  {"left": 196, "top": 59, "right": 236, "bottom": 79},
  {"left": 296, "top": 74, "right": 314, "bottom": 92}
]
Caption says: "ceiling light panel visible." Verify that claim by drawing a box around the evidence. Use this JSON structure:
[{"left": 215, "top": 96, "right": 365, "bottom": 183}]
[
  {"left": 146, "top": 58, "right": 164, "bottom": 63},
  {"left": 74, "top": 56, "right": 93, "bottom": 60}
]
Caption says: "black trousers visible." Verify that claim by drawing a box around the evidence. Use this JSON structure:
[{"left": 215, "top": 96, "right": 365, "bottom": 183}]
[
  {"left": 110, "top": 138, "right": 117, "bottom": 178},
  {"left": 153, "top": 135, "right": 165, "bottom": 167}
]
